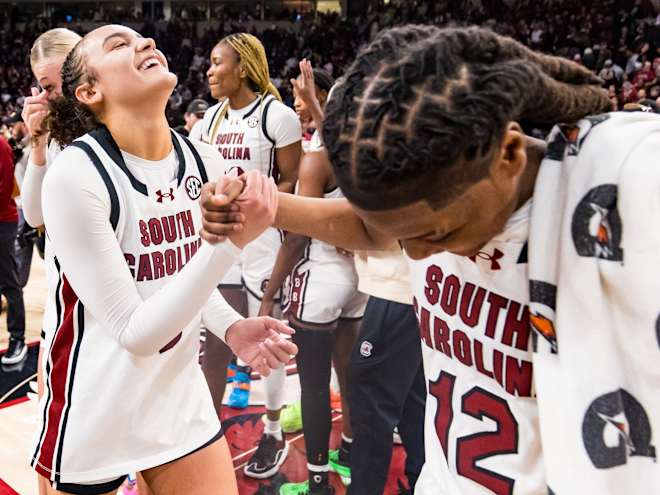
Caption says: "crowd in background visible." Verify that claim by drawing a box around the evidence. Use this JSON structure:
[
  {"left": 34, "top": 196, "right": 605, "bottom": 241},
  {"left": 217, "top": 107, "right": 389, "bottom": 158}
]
[{"left": 2, "top": 0, "right": 660, "bottom": 131}]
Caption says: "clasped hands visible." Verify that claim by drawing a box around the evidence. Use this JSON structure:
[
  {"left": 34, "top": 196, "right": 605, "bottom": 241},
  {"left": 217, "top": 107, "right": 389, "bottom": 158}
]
[{"left": 201, "top": 171, "right": 297, "bottom": 376}]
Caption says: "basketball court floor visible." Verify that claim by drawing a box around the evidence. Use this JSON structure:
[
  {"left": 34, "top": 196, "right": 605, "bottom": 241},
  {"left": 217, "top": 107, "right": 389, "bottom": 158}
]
[{"left": 0, "top": 254, "right": 409, "bottom": 494}]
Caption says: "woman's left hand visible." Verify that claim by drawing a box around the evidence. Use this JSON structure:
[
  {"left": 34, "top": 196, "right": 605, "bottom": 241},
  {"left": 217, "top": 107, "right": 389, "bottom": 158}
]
[{"left": 225, "top": 317, "right": 297, "bottom": 376}]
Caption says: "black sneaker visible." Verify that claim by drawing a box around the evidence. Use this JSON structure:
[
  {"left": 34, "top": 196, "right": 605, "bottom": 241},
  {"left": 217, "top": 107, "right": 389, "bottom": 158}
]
[
  {"left": 244, "top": 432, "right": 289, "bottom": 479},
  {"left": 2, "top": 338, "right": 27, "bottom": 365}
]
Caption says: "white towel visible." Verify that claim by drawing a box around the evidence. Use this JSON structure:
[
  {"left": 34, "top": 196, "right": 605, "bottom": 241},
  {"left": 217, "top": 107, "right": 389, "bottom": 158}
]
[{"left": 528, "top": 111, "right": 660, "bottom": 494}]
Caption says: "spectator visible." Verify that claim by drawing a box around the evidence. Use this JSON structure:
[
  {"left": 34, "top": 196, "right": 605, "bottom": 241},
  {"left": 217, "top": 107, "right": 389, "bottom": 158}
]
[{"left": 0, "top": 135, "right": 26, "bottom": 365}]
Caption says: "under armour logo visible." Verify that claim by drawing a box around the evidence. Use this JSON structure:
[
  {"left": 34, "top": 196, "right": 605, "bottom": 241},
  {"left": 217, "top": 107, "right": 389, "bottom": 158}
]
[
  {"left": 156, "top": 187, "right": 175, "bottom": 203},
  {"left": 468, "top": 248, "right": 504, "bottom": 270}
]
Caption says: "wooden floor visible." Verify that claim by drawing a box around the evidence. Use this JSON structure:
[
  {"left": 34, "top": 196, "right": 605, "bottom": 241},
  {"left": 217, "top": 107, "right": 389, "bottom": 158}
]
[{"left": 0, "top": 255, "right": 409, "bottom": 495}]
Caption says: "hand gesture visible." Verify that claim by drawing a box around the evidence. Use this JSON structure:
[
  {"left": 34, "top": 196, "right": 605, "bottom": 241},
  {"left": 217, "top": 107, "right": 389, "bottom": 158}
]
[
  {"left": 290, "top": 59, "right": 318, "bottom": 109},
  {"left": 200, "top": 171, "right": 278, "bottom": 248},
  {"left": 226, "top": 317, "right": 298, "bottom": 376},
  {"left": 22, "top": 87, "right": 50, "bottom": 148}
]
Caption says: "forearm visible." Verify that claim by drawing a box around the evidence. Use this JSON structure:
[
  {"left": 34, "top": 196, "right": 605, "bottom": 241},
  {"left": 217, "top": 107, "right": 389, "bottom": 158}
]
[
  {"left": 201, "top": 289, "right": 244, "bottom": 343},
  {"left": 263, "top": 233, "right": 309, "bottom": 301},
  {"left": 22, "top": 158, "right": 48, "bottom": 227},
  {"left": 274, "top": 193, "right": 394, "bottom": 251}
]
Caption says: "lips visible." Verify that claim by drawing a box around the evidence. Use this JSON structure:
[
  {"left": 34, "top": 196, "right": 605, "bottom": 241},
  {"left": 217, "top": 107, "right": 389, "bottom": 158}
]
[{"left": 137, "top": 55, "right": 162, "bottom": 71}]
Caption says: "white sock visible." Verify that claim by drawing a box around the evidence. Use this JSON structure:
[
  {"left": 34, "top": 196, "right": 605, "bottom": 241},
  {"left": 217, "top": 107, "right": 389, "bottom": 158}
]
[
  {"left": 236, "top": 357, "right": 248, "bottom": 368},
  {"left": 307, "top": 462, "right": 330, "bottom": 472},
  {"left": 265, "top": 419, "right": 282, "bottom": 440},
  {"left": 341, "top": 433, "right": 353, "bottom": 444},
  {"left": 264, "top": 364, "right": 286, "bottom": 410}
]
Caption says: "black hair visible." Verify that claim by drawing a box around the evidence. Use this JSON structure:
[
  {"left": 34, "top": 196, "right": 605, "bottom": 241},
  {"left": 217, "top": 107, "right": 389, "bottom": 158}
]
[
  {"left": 323, "top": 25, "right": 612, "bottom": 211},
  {"left": 46, "top": 38, "right": 101, "bottom": 146}
]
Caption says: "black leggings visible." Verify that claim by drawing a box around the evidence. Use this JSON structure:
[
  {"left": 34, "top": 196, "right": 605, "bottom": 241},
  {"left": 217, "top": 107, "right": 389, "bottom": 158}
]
[{"left": 293, "top": 326, "right": 335, "bottom": 466}]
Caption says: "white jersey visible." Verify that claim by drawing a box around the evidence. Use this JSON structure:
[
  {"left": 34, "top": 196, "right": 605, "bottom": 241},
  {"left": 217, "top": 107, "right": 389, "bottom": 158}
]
[
  {"left": 201, "top": 95, "right": 301, "bottom": 298},
  {"left": 284, "top": 186, "right": 367, "bottom": 325},
  {"left": 31, "top": 127, "right": 242, "bottom": 485},
  {"left": 410, "top": 201, "right": 545, "bottom": 495}
]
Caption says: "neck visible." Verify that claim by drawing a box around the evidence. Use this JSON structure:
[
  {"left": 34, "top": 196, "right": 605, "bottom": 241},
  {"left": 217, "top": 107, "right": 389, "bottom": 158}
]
[
  {"left": 515, "top": 136, "right": 547, "bottom": 210},
  {"left": 228, "top": 86, "right": 258, "bottom": 110},
  {"left": 104, "top": 107, "right": 171, "bottom": 161}
]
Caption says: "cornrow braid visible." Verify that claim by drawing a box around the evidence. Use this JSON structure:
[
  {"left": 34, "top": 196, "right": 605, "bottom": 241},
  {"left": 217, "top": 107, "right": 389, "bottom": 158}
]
[
  {"left": 323, "top": 25, "right": 612, "bottom": 211},
  {"left": 46, "top": 38, "right": 101, "bottom": 146}
]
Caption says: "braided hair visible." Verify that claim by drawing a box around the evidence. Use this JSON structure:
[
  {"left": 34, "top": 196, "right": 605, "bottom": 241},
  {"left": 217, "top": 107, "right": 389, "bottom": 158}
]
[
  {"left": 323, "top": 25, "right": 613, "bottom": 211},
  {"left": 221, "top": 33, "right": 281, "bottom": 101},
  {"left": 46, "top": 38, "right": 101, "bottom": 146}
]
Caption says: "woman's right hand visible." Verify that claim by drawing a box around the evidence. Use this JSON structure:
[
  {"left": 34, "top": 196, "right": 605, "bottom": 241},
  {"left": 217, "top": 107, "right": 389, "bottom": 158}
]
[
  {"left": 22, "top": 87, "right": 50, "bottom": 151},
  {"left": 200, "top": 171, "right": 278, "bottom": 248}
]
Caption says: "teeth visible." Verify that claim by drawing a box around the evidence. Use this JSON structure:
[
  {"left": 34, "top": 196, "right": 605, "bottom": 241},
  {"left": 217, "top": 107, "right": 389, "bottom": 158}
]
[{"left": 140, "top": 58, "right": 159, "bottom": 70}]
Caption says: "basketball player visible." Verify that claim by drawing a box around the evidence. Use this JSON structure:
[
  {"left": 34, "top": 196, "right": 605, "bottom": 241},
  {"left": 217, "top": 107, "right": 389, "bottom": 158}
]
[
  {"left": 199, "top": 32, "right": 302, "bottom": 479},
  {"left": 258, "top": 69, "right": 366, "bottom": 495},
  {"left": 201, "top": 25, "right": 660, "bottom": 494},
  {"left": 19, "top": 28, "right": 82, "bottom": 392},
  {"left": 32, "top": 25, "right": 296, "bottom": 495},
  {"left": 292, "top": 60, "right": 333, "bottom": 152}
]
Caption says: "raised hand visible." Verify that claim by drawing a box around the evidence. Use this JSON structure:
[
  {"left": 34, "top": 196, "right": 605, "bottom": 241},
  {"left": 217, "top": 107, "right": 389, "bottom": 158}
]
[
  {"left": 225, "top": 317, "right": 298, "bottom": 376},
  {"left": 290, "top": 59, "right": 317, "bottom": 110}
]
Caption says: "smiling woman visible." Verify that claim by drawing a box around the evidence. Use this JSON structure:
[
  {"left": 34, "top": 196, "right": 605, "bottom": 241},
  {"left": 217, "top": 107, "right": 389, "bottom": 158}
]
[{"left": 31, "top": 25, "right": 298, "bottom": 495}]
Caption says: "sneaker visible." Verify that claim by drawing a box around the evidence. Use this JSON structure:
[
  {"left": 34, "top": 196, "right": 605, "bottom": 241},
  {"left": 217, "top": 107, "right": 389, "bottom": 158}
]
[
  {"left": 328, "top": 449, "right": 351, "bottom": 486},
  {"left": 279, "top": 480, "right": 335, "bottom": 495},
  {"left": 121, "top": 473, "right": 138, "bottom": 495},
  {"left": 280, "top": 401, "right": 303, "bottom": 433},
  {"left": 1, "top": 338, "right": 27, "bottom": 365},
  {"left": 244, "top": 433, "right": 289, "bottom": 479},
  {"left": 226, "top": 363, "right": 238, "bottom": 383},
  {"left": 227, "top": 367, "right": 251, "bottom": 409}
]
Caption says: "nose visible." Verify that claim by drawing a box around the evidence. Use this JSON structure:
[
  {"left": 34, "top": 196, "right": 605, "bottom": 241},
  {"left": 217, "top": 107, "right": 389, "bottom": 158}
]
[{"left": 138, "top": 37, "right": 156, "bottom": 52}]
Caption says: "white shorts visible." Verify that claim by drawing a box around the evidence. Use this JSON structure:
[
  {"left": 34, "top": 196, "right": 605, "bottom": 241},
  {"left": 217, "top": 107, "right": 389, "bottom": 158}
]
[
  {"left": 241, "top": 228, "right": 281, "bottom": 300},
  {"left": 283, "top": 269, "right": 368, "bottom": 326}
]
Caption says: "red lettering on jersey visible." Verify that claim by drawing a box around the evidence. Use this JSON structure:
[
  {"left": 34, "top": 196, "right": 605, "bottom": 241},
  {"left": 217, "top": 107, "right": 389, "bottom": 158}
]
[
  {"left": 493, "top": 349, "right": 504, "bottom": 388},
  {"left": 501, "top": 301, "right": 530, "bottom": 351},
  {"left": 124, "top": 253, "right": 136, "bottom": 277},
  {"left": 505, "top": 355, "right": 533, "bottom": 397},
  {"left": 136, "top": 253, "right": 153, "bottom": 281},
  {"left": 237, "top": 133, "right": 244, "bottom": 144},
  {"left": 459, "top": 283, "right": 486, "bottom": 327},
  {"left": 164, "top": 249, "right": 176, "bottom": 276},
  {"left": 484, "top": 293, "right": 507, "bottom": 339},
  {"left": 473, "top": 339, "right": 495, "bottom": 379},
  {"left": 151, "top": 251, "right": 165, "bottom": 279},
  {"left": 243, "top": 147, "right": 251, "bottom": 160},
  {"left": 139, "top": 220, "right": 150, "bottom": 247},
  {"left": 440, "top": 274, "right": 460, "bottom": 316},
  {"left": 453, "top": 329, "right": 473, "bottom": 367},
  {"left": 425, "top": 264, "right": 443, "bottom": 305},
  {"left": 148, "top": 218, "right": 163, "bottom": 245},
  {"left": 178, "top": 210, "right": 195, "bottom": 238},
  {"left": 162, "top": 215, "right": 177, "bottom": 242},
  {"left": 433, "top": 317, "right": 452, "bottom": 357},
  {"left": 419, "top": 306, "right": 434, "bottom": 349}
]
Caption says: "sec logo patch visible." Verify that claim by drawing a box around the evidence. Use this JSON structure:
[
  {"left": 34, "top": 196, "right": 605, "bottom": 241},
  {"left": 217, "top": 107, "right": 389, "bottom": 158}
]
[
  {"left": 185, "top": 176, "right": 202, "bottom": 200},
  {"left": 247, "top": 115, "right": 259, "bottom": 128}
]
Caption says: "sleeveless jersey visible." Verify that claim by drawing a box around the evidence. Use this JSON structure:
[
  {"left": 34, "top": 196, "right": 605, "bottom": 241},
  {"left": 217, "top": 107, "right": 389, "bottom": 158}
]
[
  {"left": 31, "top": 128, "right": 222, "bottom": 484},
  {"left": 410, "top": 201, "right": 546, "bottom": 495},
  {"left": 202, "top": 95, "right": 301, "bottom": 299}
]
